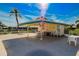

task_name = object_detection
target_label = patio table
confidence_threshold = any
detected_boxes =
[68,35,79,46]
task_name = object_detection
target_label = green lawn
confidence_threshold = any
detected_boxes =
[69,29,79,35]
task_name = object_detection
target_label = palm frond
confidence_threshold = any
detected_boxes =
[9,11,14,16]
[10,13,13,16]
[18,14,22,19]
[76,20,79,23]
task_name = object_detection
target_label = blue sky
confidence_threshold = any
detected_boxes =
[0,3,79,26]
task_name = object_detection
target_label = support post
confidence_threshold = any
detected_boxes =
[40,30,43,40]
[27,26,29,38]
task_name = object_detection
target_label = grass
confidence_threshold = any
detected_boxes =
[69,28,79,35]
[0,30,35,35]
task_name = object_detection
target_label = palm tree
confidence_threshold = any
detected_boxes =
[75,18,79,28]
[76,20,79,23]
[10,8,21,32]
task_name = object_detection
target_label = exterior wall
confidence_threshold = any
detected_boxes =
[26,23,39,26]
[60,25,64,35]
[46,23,57,32]
[56,24,64,35]
[25,23,58,32]
[26,23,39,32]
[22,23,65,35]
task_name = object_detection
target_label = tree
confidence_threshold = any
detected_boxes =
[0,21,2,30]
[0,21,6,28]
[10,8,21,32]
[75,20,79,28]
[0,21,7,32]
[76,20,79,23]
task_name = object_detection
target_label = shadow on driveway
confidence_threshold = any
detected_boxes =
[26,49,52,56]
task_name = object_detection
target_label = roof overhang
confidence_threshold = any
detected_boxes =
[19,20,71,26]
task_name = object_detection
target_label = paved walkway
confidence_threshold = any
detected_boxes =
[0,33,37,56]
[0,41,7,56]
[76,50,79,56]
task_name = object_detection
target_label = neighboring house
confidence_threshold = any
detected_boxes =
[0,21,7,33]
[71,24,77,28]
[19,20,70,36]
[0,22,6,30]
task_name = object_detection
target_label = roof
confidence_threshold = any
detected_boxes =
[19,20,71,26]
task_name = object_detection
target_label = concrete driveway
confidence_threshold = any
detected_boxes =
[0,33,79,56]
[2,38,79,56]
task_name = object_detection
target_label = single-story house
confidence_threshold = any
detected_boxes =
[19,20,70,36]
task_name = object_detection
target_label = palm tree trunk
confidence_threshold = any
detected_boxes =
[15,13,19,32]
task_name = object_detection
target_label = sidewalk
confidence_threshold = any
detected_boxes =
[0,41,7,56]
[76,50,79,56]
[0,33,38,40]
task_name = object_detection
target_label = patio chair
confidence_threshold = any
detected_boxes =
[68,35,77,46]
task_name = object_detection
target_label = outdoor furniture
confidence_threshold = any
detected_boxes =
[53,31,59,38]
[64,34,69,37]
[68,35,79,46]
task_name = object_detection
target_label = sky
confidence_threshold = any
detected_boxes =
[0,3,79,26]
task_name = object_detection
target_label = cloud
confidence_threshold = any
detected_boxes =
[64,16,78,24]
[27,3,32,6]
[25,14,37,18]
[22,9,40,16]
[46,14,65,23]
[46,13,79,24]
[36,3,50,16]
[19,15,31,23]
[36,3,49,10]
[50,15,57,20]
[0,11,10,17]
[53,19,65,23]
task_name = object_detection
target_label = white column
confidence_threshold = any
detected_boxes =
[40,30,43,40]
[27,26,29,38]
[40,24,43,40]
